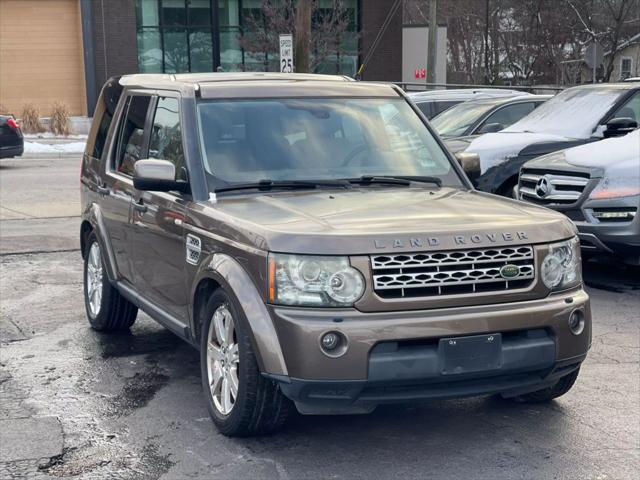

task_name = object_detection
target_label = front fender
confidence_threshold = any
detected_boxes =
[191,252,288,376]
[477,155,531,194]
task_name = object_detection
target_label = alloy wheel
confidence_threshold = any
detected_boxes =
[206,304,239,415]
[86,242,103,318]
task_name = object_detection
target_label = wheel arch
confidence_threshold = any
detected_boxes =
[80,220,93,258]
[82,204,119,283]
[190,253,288,377]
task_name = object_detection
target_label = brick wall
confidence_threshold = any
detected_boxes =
[91,0,138,95]
[360,0,402,82]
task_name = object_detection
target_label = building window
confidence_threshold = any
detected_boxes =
[136,0,215,73]
[620,57,632,80]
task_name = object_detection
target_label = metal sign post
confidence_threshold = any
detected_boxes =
[279,34,294,73]
[584,41,604,84]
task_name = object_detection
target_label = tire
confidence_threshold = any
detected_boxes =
[200,289,291,437]
[83,232,137,332]
[510,368,580,403]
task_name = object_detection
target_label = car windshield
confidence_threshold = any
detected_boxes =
[431,101,497,137]
[196,98,463,190]
[504,87,626,138]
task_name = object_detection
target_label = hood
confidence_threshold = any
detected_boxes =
[194,187,577,255]
[463,131,574,174]
[524,129,640,176]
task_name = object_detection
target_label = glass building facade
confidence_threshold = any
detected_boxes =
[135,0,359,76]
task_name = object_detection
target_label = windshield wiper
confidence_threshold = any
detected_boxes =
[345,175,442,187]
[214,179,351,193]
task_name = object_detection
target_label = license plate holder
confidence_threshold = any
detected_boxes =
[439,333,502,375]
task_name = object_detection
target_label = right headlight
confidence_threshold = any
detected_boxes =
[541,237,581,291]
[268,253,365,307]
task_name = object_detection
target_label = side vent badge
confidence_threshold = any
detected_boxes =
[186,234,201,265]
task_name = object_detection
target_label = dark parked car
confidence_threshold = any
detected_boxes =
[408,89,528,119]
[433,95,550,139]
[450,83,640,197]
[518,129,640,265]
[0,114,24,158]
[81,73,590,436]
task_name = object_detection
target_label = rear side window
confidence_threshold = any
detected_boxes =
[416,102,433,118]
[433,101,460,116]
[114,95,151,176]
[149,97,187,181]
[483,102,537,129]
[86,79,123,160]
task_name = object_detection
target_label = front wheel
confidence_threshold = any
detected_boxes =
[200,289,291,437]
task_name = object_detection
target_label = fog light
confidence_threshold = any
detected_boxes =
[569,310,585,335]
[319,331,348,357]
[321,332,340,350]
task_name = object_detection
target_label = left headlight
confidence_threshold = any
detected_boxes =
[268,253,365,307]
[541,237,581,291]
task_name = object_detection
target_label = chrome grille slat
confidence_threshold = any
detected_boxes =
[371,246,535,298]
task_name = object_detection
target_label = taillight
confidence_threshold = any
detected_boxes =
[7,118,20,130]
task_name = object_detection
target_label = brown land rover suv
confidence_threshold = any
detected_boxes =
[80,73,591,436]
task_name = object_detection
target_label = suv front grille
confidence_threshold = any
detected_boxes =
[519,168,590,205]
[371,246,535,299]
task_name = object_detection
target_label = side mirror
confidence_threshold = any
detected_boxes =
[603,117,637,138]
[455,152,481,182]
[133,159,189,193]
[477,122,504,134]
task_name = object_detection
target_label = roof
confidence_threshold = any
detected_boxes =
[116,72,399,98]
[119,72,353,87]
[463,94,552,106]
[567,82,640,91]
[407,88,530,102]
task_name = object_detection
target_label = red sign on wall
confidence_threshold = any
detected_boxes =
[414,68,426,79]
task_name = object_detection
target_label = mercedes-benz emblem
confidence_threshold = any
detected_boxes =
[535,177,550,198]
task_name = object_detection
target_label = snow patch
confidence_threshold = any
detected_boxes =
[504,87,625,139]
[564,129,640,168]
[23,141,86,154]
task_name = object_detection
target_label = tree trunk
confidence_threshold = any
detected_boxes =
[295,0,312,73]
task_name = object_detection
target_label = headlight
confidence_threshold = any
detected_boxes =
[589,175,640,200]
[541,237,581,291]
[268,253,365,307]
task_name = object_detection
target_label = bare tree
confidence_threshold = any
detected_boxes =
[239,0,357,73]
[405,0,638,85]
[566,0,640,81]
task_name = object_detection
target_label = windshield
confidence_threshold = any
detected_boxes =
[196,98,462,190]
[504,87,625,138]
[431,101,496,137]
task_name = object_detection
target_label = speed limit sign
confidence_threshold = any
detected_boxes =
[279,34,294,73]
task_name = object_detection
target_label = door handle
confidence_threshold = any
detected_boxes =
[96,184,110,195]
[133,201,148,214]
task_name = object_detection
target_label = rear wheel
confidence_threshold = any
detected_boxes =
[83,232,137,332]
[200,289,291,437]
[510,368,580,403]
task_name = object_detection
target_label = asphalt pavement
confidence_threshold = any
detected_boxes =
[1,156,639,480]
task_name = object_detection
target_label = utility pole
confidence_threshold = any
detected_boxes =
[426,0,438,84]
[295,0,311,73]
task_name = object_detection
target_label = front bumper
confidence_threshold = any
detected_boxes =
[575,195,640,264]
[267,288,590,409]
